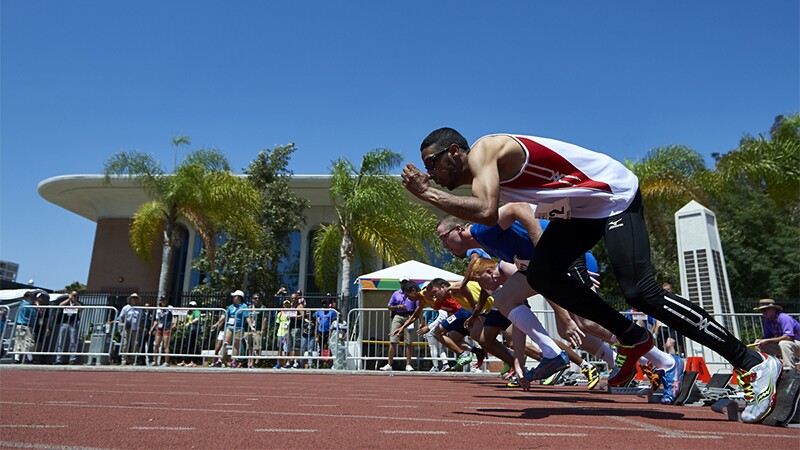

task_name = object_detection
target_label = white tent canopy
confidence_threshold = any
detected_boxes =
[356,260,462,291]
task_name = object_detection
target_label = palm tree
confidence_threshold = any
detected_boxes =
[312,149,439,313]
[714,114,800,210]
[104,145,260,299]
[623,145,715,286]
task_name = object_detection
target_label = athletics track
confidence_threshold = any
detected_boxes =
[0,366,797,449]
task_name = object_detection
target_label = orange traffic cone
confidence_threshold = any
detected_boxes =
[685,356,711,383]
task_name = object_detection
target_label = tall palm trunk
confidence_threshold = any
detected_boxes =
[157,222,182,300]
[338,231,353,315]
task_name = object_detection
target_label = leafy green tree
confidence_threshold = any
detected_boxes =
[712,114,800,301]
[621,145,716,290]
[714,114,800,210]
[104,144,260,299]
[312,149,439,313]
[192,144,308,297]
[64,281,87,293]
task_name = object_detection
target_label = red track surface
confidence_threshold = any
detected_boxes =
[1,366,797,449]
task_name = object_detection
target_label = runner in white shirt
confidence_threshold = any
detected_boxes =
[402,127,780,424]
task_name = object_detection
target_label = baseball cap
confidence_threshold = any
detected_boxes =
[231,290,245,297]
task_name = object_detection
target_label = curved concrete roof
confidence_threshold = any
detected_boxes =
[39,173,469,223]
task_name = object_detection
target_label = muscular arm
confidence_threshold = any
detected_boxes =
[500,202,543,246]
[404,136,523,226]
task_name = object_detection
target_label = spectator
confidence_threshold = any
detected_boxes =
[299,303,315,368]
[295,290,306,307]
[286,297,303,368]
[245,293,267,368]
[32,292,53,364]
[273,298,291,369]
[275,285,289,303]
[149,296,175,366]
[12,291,37,364]
[211,290,249,368]
[119,293,142,366]
[0,307,7,359]
[178,301,201,367]
[314,301,337,354]
[54,291,81,365]
[423,308,449,372]
[140,302,156,365]
[754,299,800,372]
[380,279,418,372]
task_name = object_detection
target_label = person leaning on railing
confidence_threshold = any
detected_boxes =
[12,291,37,364]
[54,291,82,365]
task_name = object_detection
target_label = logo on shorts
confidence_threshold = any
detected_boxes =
[608,219,624,230]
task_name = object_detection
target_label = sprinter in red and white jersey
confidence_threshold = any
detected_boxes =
[402,127,780,424]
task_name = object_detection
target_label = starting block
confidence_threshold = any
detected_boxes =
[711,398,741,421]
[762,370,800,427]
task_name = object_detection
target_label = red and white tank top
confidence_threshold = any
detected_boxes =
[477,134,639,219]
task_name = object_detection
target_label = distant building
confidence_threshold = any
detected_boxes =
[38,174,459,297]
[0,260,19,282]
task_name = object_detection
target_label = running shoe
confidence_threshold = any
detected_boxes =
[441,363,451,372]
[177,362,185,367]
[523,351,569,382]
[273,363,282,369]
[161,362,169,367]
[582,364,601,390]
[473,347,486,368]
[450,353,473,371]
[506,377,520,388]
[639,362,663,392]
[379,363,393,371]
[229,361,240,369]
[608,333,654,387]
[736,353,782,424]
[405,365,414,372]
[660,355,685,405]
[211,360,223,368]
[429,366,440,373]
[541,370,563,386]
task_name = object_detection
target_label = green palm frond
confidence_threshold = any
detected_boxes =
[312,224,344,293]
[129,200,167,262]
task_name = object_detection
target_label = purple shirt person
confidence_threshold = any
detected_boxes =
[388,289,417,318]
[762,310,800,340]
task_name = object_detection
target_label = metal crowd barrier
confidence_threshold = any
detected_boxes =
[0,305,10,357]
[227,307,342,369]
[346,308,508,371]
[7,305,119,364]
[117,306,226,366]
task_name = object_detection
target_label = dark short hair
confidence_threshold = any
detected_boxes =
[426,278,451,289]
[401,280,419,294]
[421,127,470,154]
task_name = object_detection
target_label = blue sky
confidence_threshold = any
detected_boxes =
[1,1,798,290]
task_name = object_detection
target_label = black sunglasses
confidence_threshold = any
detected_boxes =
[423,146,451,171]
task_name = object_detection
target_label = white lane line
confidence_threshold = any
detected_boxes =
[376,405,418,408]
[255,429,318,433]
[246,398,260,401]
[0,441,106,450]
[299,404,338,407]
[212,403,244,406]
[518,432,588,437]
[656,435,722,439]
[43,401,87,404]
[0,425,66,429]
[382,431,447,435]
[130,402,168,405]
[130,427,194,431]
[7,401,800,439]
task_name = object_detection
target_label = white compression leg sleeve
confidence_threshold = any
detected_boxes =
[507,305,562,359]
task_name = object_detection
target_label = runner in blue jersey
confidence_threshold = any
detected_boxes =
[443,202,683,398]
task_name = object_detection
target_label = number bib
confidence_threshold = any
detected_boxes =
[535,198,571,220]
